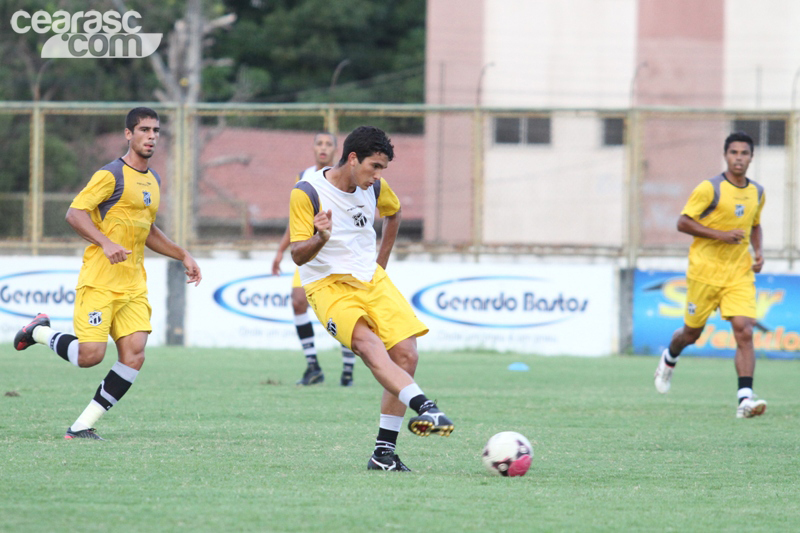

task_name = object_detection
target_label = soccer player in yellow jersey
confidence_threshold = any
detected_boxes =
[654,131,767,419]
[13,107,202,440]
[290,126,454,471]
[272,132,358,387]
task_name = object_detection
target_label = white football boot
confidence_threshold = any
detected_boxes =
[736,397,767,419]
[654,349,674,394]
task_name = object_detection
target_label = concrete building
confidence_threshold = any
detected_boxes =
[426,0,799,252]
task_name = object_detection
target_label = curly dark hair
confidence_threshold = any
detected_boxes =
[337,126,394,165]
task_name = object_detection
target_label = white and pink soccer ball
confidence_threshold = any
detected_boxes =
[481,431,533,477]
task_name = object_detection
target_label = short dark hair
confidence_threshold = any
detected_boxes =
[724,131,754,155]
[338,126,394,165]
[126,107,159,132]
[314,132,337,146]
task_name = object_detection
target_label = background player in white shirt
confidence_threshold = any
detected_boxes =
[289,126,454,471]
[272,133,357,386]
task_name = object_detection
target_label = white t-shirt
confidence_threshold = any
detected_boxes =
[289,168,400,286]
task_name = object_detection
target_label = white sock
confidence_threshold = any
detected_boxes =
[293,311,312,326]
[32,325,55,345]
[70,400,106,432]
[398,383,424,407]
[379,414,404,431]
[66,340,80,367]
[738,387,753,401]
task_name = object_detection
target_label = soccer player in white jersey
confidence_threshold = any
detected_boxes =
[289,126,454,471]
[272,133,357,386]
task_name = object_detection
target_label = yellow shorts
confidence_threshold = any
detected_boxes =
[74,286,152,343]
[684,278,756,328]
[292,268,302,289]
[305,269,428,350]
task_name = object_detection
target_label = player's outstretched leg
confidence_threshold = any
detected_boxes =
[14,312,82,366]
[408,402,454,437]
[400,385,454,437]
[13,313,50,351]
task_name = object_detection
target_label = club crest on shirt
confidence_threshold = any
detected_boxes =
[352,211,368,227]
[88,311,103,326]
[326,318,337,336]
[735,204,744,217]
[143,190,152,206]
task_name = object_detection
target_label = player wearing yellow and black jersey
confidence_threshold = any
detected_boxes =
[290,126,453,472]
[654,131,768,419]
[271,133,358,387]
[13,107,202,440]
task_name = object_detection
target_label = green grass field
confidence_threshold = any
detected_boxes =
[1,345,799,532]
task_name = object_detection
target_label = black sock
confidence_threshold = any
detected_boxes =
[296,320,318,367]
[50,332,78,362]
[738,376,754,390]
[92,364,137,411]
[375,427,398,455]
[409,394,435,415]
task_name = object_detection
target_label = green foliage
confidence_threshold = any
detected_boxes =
[214,0,425,104]
[0,0,426,235]
[1,347,799,531]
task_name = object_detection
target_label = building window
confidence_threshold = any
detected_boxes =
[767,120,786,146]
[731,119,785,147]
[602,117,625,146]
[526,117,551,144]
[494,116,551,145]
[495,117,521,144]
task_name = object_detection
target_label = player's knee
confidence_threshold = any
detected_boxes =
[120,351,145,371]
[77,344,105,368]
[682,327,703,345]
[390,344,419,372]
[733,322,754,343]
[292,295,308,314]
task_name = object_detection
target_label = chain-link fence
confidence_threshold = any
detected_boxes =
[1,102,797,266]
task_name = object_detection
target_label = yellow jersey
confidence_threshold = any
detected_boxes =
[681,173,764,287]
[70,158,161,293]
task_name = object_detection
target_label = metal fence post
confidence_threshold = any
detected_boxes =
[624,109,642,268]
[29,104,45,255]
[787,112,797,268]
[471,108,484,251]
[166,103,187,346]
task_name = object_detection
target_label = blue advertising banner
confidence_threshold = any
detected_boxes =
[633,270,800,359]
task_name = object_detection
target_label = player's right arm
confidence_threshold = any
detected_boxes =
[289,187,331,266]
[67,170,131,264]
[677,181,745,244]
[273,173,305,274]
[66,209,131,264]
[677,215,745,244]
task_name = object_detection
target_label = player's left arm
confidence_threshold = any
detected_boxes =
[751,189,765,273]
[145,224,202,286]
[375,178,402,269]
[751,224,763,272]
